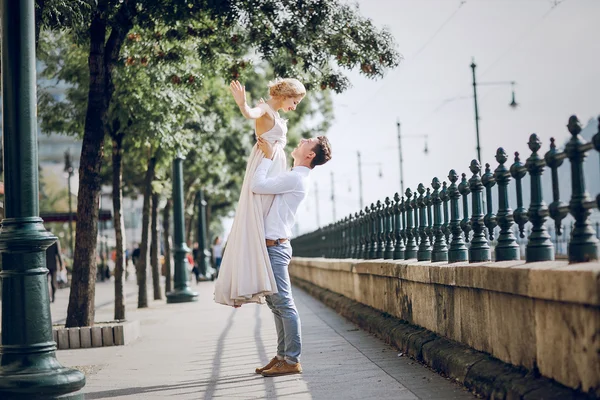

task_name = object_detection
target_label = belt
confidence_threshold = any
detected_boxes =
[266,238,288,247]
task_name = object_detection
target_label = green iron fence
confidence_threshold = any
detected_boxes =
[292,115,600,264]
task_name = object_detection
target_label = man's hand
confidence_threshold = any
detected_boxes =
[229,80,247,107]
[257,137,274,159]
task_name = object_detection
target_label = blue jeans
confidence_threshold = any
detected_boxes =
[265,242,302,364]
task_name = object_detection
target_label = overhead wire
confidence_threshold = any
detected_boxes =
[479,0,568,77]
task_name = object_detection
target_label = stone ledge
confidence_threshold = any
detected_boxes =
[293,257,600,306]
[52,320,140,350]
[292,277,598,400]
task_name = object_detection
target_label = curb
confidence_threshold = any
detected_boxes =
[292,277,597,400]
[52,320,140,350]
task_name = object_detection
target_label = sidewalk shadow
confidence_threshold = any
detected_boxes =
[202,309,235,399]
[254,304,277,397]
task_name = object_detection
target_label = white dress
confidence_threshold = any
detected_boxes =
[214,103,287,306]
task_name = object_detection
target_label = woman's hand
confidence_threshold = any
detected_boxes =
[257,137,274,159]
[229,80,247,107]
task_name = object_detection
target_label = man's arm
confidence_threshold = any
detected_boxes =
[251,159,299,195]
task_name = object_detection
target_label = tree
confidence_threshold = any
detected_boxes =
[38,0,401,327]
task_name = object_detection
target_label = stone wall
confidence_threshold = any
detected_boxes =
[290,257,600,395]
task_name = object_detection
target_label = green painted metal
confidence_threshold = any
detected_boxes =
[393,194,406,259]
[404,189,418,259]
[440,181,451,245]
[468,160,491,262]
[431,178,448,262]
[510,152,528,239]
[426,188,434,246]
[167,155,199,303]
[458,173,472,243]
[412,190,420,248]
[375,200,384,259]
[524,134,554,262]
[482,163,497,241]
[383,197,394,259]
[367,205,376,259]
[360,209,368,259]
[493,148,520,261]
[448,170,469,262]
[544,138,569,234]
[563,116,599,262]
[417,184,432,261]
[0,0,86,396]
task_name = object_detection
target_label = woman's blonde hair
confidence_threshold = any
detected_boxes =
[268,78,306,99]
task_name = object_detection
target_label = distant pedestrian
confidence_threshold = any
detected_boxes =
[46,239,64,303]
[212,236,223,278]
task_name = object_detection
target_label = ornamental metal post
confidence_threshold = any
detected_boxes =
[0,0,86,396]
[524,134,554,262]
[404,189,418,259]
[417,184,432,261]
[510,152,528,239]
[367,205,376,259]
[393,193,405,259]
[458,173,472,242]
[468,160,491,262]
[431,178,448,262]
[375,200,384,259]
[563,116,599,262]
[448,170,469,262]
[167,154,199,303]
[440,181,451,245]
[482,163,497,241]
[383,197,394,259]
[493,148,520,261]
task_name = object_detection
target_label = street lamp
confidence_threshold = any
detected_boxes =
[470,57,518,163]
[63,149,74,257]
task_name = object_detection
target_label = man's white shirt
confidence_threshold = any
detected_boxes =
[251,158,310,240]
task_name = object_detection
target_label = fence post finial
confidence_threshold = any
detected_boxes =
[431,177,448,262]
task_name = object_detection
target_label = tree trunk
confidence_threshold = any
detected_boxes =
[112,132,126,320]
[65,0,134,328]
[151,191,162,300]
[163,200,172,294]
[137,155,156,308]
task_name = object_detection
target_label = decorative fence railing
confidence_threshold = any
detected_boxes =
[293,116,600,264]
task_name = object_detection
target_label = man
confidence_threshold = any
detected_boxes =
[46,238,64,303]
[251,135,332,377]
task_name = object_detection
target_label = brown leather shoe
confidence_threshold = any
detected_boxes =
[255,357,280,374]
[261,360,302,377]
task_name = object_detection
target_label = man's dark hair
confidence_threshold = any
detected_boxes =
[310,136,332,168]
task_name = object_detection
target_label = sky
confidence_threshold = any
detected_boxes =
[289,0,600,236]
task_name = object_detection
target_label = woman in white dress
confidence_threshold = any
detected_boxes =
[214,78,306,307]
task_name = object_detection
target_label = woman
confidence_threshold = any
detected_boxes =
[214,78,306,307]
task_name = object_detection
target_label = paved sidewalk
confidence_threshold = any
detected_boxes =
[50,280,476,400]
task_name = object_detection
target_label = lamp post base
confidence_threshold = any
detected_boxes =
[0,362,85,400]
[166,288,199,304]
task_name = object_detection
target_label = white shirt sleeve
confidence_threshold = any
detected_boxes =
[251,159,299,195]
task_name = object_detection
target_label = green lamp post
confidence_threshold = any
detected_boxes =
[0,0,85,397]
[166,154,198,303]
